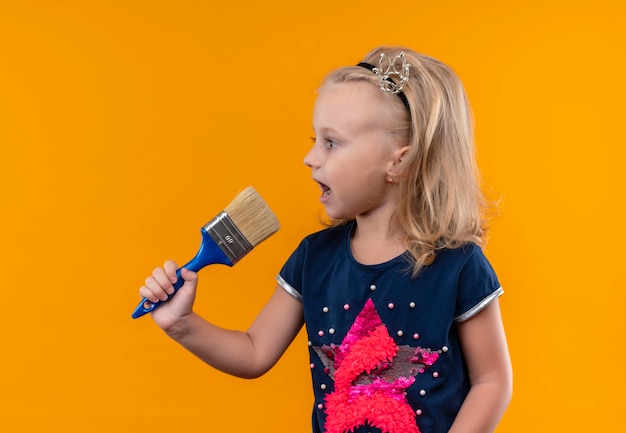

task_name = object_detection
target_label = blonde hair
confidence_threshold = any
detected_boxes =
[321,46,491,276]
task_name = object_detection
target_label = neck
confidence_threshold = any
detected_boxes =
[350,208,406,265]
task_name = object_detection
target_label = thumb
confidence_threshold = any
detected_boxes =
[179,267,198,287]
[180,268,198,284]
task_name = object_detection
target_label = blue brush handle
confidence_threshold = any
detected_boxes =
[131,228,233,319]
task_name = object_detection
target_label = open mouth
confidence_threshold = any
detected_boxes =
[317,181,332,197]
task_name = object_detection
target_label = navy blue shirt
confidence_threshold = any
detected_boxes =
[278,221,502,433]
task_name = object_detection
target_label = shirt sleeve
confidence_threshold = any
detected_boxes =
[453,246,503,323]
[275,238,308,302]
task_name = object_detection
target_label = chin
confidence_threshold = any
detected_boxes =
[321,208,342,221]
[324,209,355,221]
[322,202,359,221]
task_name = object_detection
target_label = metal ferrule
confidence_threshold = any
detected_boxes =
[203,211,253,264]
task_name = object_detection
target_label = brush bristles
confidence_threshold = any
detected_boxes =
[224,187,280,247]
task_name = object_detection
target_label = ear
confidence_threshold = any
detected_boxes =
[387,145,411,177]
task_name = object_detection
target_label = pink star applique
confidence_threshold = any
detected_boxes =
[313,299,440,433]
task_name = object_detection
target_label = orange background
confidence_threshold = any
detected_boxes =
[1,1,624,432]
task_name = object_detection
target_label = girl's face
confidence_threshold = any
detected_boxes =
[305,81,405,221]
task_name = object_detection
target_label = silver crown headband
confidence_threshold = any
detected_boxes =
[357,52,411,112]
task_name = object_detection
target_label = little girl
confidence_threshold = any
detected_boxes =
[140,46,512,433]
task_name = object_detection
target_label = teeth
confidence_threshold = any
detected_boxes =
[316,180,331,197]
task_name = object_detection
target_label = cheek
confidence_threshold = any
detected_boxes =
[334,165,386,193]
[326,146,388,185]
[352,154,388,179]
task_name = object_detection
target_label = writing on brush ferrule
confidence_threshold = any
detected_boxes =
[204,211,253,265]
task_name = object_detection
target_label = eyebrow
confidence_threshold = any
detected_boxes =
[313,126,343,137]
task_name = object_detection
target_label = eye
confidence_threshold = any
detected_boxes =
[310,136,338,149]
[325,139,338,149]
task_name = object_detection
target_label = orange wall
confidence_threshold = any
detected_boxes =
[1,1,624,432]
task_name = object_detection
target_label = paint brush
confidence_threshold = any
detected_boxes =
[131,186,280,319]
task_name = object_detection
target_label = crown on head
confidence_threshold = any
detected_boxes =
[372,52,410,94]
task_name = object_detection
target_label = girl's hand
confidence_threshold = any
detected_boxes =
[139,260,198,331]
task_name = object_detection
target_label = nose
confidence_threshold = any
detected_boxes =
[303,143,320,169]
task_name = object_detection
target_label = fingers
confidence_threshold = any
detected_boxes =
[138,261,198,305]
[164,260,178,284]
[139,261,178,303]
[162,261,197,285]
